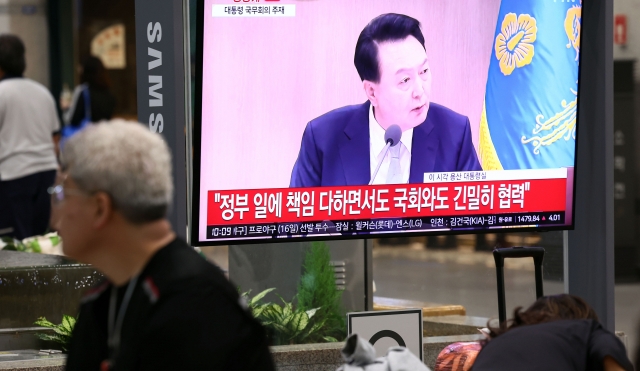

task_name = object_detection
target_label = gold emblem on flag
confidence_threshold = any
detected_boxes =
[564,3,582,61]
[495,13,537,76]
[521,90,577,155]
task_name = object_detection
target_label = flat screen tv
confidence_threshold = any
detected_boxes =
[191,0,583,245]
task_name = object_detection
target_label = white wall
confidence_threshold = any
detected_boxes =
[0,0,49,87]
[0,0,12,34]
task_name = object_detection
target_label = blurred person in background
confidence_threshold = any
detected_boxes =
[0,34,60,240]
[63,56,116,128]
[57,120,274,371]
[472,294,633,371]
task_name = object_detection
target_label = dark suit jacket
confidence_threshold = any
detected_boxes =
[290,101,482,187]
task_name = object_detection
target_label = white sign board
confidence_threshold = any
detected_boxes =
[347,309,423,361]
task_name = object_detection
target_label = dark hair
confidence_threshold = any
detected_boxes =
[0,34,26,76]
[81,56,110,89]
[487,294,599,339]
[354,13,425,83]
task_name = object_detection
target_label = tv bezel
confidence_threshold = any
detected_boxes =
[190,0,583,246]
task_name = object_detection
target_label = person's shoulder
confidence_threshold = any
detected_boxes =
[21,78,54,95]
[75,279,111,312]
[480,320,592,354]
[0,78,27,94]
[154,238,225,276]
[88,85,111,96]
[513,319,590,331]
[501,319,596,342]
[145,238,237,301]
[428,102,468,125]
[138,240,274,370]
[537,318,597,331]
[1,78,55,101]
[308,102,367,130]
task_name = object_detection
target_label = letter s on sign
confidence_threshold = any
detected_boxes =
[149,113,164,133]
[147,22,162,43]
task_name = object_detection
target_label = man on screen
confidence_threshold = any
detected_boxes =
[290,13,481,187]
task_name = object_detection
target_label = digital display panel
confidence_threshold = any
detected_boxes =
[192,0,582,245]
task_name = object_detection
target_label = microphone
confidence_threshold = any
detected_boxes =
[369,124,402,185]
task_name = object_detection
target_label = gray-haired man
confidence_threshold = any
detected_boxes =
[56,121,274,371]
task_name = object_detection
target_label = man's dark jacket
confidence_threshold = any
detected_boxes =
[65,238,275,371]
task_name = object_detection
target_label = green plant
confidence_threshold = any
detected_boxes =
[34,315,76,351]
[1,233,62,253]
[239,243,347,346]
[259,295,326,345]
[240,287,276,319]
[296,241,346,343]
[1,236,39,252]
[242,288,332,345]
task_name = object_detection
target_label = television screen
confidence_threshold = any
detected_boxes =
[192,0,582,245]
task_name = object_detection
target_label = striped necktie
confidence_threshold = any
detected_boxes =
[386,144,402,184]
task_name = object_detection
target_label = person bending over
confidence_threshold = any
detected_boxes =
[472,294,633,371]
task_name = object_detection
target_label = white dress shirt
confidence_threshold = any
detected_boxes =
[369,105,413,184]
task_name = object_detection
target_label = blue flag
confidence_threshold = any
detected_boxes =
[479,0,582,170]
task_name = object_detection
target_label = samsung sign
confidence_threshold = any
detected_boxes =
[147,21,164,133]
[135,0,187,239]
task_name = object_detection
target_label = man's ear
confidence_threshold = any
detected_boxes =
[93,192,114,229]
[363,80,378,107]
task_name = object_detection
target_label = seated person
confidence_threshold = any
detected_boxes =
[289,13,481,188]
[472,294,633,371]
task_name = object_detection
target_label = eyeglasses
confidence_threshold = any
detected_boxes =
[47,184,88,205]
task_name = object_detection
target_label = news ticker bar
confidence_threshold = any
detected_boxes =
[205,211,565,240]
